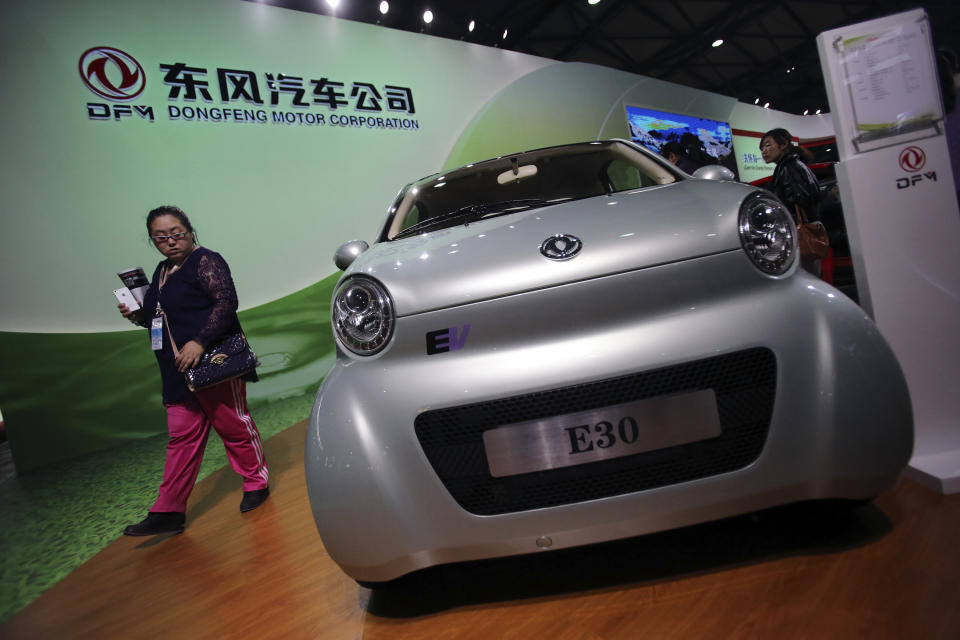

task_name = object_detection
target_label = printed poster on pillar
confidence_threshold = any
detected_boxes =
[78,46,422,132]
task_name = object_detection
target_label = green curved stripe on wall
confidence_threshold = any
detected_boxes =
[0,273,340,473]
[442,62,737,171]
[442,63,633,169]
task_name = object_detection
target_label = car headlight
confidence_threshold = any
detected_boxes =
[332,276,395,355]
[738,192,796,275]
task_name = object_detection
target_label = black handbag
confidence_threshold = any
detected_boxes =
[166,318,259,392]
[184,332,259,391]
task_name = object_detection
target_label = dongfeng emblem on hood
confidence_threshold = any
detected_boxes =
[540,234,582,261]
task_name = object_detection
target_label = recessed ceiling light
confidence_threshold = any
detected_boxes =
[502,28,508,39]
[379,1,389,15]
[468,20,475,32]
[712,39,724,47]
[423,9,433,24]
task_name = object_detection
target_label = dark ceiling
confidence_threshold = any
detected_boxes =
[249,0,960,116]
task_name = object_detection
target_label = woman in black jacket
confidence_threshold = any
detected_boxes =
[760,128,824,276]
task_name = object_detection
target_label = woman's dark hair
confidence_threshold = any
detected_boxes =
[937,48,957,114]
[146,205,194,235]
[660,141,684,157]
[760,128,792,148]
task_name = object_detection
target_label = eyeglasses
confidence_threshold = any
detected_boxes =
[151,231,191,243]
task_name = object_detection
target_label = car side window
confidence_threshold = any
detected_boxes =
[400,204,421,231]
[605,158,655,191]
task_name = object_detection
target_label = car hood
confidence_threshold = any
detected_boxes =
[346,179,758,317]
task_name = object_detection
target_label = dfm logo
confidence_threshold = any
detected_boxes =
[898,146,925,173]
[79,46,145,100]
[79,46,154,122]
[896,146,936,190]
[426,325,470,355]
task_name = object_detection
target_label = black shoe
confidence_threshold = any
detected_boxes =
[123,511,185,536]
[240,487,269,512]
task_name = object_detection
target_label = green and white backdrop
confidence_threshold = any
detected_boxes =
[0,0,829,473]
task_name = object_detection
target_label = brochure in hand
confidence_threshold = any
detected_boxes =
[117,267,149,304]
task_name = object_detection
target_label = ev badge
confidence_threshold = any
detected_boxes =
[540,234,582,260]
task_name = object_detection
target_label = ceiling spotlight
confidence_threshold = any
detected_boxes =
[325,0,340,9]
[502,28,508,39]
[468,19,475,32]
[423,9,433,24]
[754,98,759,104]
[712,39,724,48]
[816,109,822,114]
[379,1,389,15]
[588,0,602,5]
[763,102,770,109]
[803,109,809,115]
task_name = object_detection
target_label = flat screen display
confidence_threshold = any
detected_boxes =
[625,104,736,175]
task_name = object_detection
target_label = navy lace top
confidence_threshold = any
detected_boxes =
[141,246,253,403]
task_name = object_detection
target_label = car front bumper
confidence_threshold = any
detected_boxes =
[305,251,913,582]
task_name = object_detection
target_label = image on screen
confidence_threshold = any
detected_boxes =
[625,105,736,176]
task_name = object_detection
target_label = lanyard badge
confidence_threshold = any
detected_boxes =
[150,315,163,351]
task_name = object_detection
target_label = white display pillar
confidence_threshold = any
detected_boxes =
[818,9,960,494]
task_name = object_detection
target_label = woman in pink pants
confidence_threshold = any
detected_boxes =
[119,205,269,536]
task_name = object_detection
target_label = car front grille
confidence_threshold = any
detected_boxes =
[414,348,776,515]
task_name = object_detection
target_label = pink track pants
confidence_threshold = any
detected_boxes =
[151,378,269,513]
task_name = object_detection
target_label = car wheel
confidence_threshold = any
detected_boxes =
[356,579,391,590]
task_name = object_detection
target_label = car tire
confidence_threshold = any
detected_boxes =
[356,579,391,590]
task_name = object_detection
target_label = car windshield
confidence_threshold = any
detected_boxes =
[382,140,679,241]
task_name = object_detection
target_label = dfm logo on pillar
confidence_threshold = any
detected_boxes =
[426,325,471,355]
[896,146,936,190]
[79,46,155,122]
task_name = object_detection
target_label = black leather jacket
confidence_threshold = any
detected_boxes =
[770,149,821,223]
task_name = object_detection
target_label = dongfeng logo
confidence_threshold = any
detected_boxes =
[540,234,582,261]
[898,146,926,173]
[895,144,937,190]
[78,46,146,101]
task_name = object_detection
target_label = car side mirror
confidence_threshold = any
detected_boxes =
[334,240,369,270]
[692,165,736,181]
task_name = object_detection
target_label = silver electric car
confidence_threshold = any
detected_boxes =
[306,139,912,586]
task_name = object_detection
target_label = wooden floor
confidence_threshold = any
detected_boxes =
[4,420,959,639]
